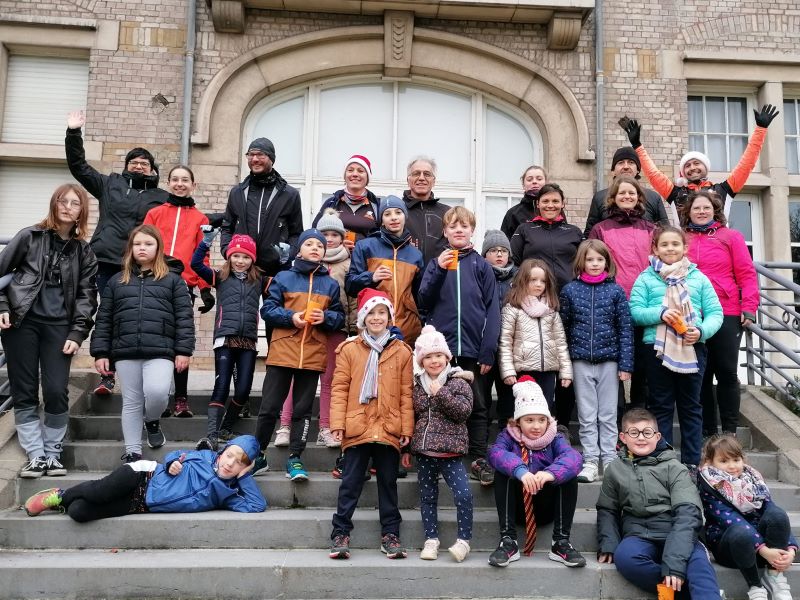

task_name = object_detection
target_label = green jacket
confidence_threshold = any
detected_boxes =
[596,443,703,580]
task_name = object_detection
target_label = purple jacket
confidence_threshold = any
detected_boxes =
[487,427,581,484]
[410,370,473,456]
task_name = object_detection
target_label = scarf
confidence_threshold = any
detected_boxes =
[579,272,608,284]
[323,244,349,265]
[419,364,454,396]
[521,295,552,318]
[166,193,195,207]
[343,190,369,205]
[607,204,644,222]
[250,169,278,188]
[449,243,474,259]
[380,227,412,248]
[358,330,392,404]
[700,464,770,514]
[650,255,699,373]
[491,264,515,280]
[506,419,558,451]
[685,219,717,233]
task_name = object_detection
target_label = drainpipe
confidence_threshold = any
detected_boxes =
[594,0,605,185]
[181,0,197,164]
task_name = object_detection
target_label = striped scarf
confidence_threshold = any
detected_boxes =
[358,330,391,404]
[650,256,699,373]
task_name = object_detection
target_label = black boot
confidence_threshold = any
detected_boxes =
[218,400,242,440]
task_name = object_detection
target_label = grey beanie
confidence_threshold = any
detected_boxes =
[481,229,512,257]
[316,210,346,236]
[247,137,276,163]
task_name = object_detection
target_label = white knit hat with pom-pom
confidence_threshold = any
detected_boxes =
[513,375,551,421]
[414,325,453,367]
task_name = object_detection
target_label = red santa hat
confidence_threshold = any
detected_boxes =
[345,154,372,183]
[356,288,394,330]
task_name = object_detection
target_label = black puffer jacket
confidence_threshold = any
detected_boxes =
[510,218,583,291]
[0,226,97,344]
[90,263,195,362]
[500,194,537,240]
[65,128,169,265]
[402,191,451,266]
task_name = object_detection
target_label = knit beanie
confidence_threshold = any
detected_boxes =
[414,324,453,367]
[297,228,327,249]
[247,137,276,163]
[345,154,372,183]
[678,151,711,179]
[611,146,641,173]
[378,195,408,221]
[481,229,512,257]
[356,288,395,329]
[316,210,346,237]
[513,375,551,421]
[226,234,257,261]
[125,148,158,173]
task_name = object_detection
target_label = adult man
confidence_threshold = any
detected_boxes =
[583,146,668,237]
[220,138,304,277]
[402,156,450,266]
[65,110,169,395]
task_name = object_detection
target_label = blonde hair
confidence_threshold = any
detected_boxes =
[506,259,559,310]
[37,183,90,240]
[443,206,476,229]
[119,224,169,284]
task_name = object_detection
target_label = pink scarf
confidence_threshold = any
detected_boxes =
[580,272,607,284]
[521,295,552,318]
[506,420,557,450]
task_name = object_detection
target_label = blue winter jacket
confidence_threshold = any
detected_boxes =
[418,249,500,365]
[559,277,634,373]
[145,435,267,513]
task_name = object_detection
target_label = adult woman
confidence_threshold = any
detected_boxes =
[682,190,758,436]
[0,184,98,478]
[312,155,380,249]
[500,165,548,240]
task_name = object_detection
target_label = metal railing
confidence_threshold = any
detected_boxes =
[743,262,800,409]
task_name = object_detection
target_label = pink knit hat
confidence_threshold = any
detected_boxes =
[414,324,453,367]
[226,234,257,261]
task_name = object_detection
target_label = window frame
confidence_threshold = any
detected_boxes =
[784,99,800,175]
[687,93,754,173]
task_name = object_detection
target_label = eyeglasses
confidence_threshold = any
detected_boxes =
[408,170,435,180]
[486,248,509,255]
[245,151,268,159]
[127,160,151,168]
[56,198,82,209]
[623,427,657,439]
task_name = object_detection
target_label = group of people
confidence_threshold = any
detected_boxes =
[1,106,796,599]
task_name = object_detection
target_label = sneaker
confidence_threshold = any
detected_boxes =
[397,466,408,479]
[45,456,67,477]
[238,403,250,419]
[285,457,308,481]
[577,461,598,483]
[317,428,340,448]
[173,397,193,418]
[120,452,142,463]
[196,437,217,451]
[329,534,350,559]
[24,488,62,516]
[217,428,235,442]
[557,424,572,445]
[747,586,768,600]
[19,457,48,479]
[488,536,520,567]
[548,539,587,568]
[470,458,495,486]
[448,539,471,563]
[380,533,407,559]
[420,538,440,560]
[161,406,172,418]
[252,453,270,475]
[145,420,166,449]
[274,426,290,447]
[331,455,344,479]
[761,570,792,600]
[93,374,114,395]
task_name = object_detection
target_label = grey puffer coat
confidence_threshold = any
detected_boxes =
[410,369,473,456]
[498,305,572,380]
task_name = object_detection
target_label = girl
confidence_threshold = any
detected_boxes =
[559,240,633,483]
[629,225,722,467]
[500,165,548,240]
[499,259,572,411]
[409,325,474,562]
[487,376,584,568]
[699,434,796,600]
[144,165,212,419]
[0,183,97,478]
[191,229,263,450]
[90,225,195,463]
[23,435,266,520]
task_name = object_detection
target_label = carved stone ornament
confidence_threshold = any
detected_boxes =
[384,11,413,77]
[547,13,582,50]
[211,0,245,34]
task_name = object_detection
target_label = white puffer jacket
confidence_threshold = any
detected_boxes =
[498,304,572,381]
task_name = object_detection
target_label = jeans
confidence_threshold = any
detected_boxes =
[417,454,473,540]
[116,359,175,455]
[254,366,318,456]
[701,315,743,436]
[572,360,619,465]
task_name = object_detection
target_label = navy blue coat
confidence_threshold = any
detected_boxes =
[559,277,634,373]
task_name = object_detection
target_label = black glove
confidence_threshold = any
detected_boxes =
[198,287,215,314]
[754,104,779,128]
[619,116,642,148]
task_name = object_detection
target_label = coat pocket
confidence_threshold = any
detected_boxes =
[382,406,401,437]
[345,407,368,438]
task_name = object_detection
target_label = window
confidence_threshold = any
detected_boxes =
[688,95,750,172]
[0,163,75,237]
[784,100,800,175]
[790,199,800,285]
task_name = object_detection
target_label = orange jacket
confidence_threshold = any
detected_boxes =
[144,201,210,289]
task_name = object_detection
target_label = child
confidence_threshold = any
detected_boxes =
[629,225,722,467]
[500,165,548,240]
[24,435,266,519]
[144,165,212,418]
[329,289,414,560]
[90,225,195,463]
[597,408,721,597]
[498,258,572,410]
[345,195,424,345]
[418,206,501,486]
[699,434,796,600]
[486,376,585,568]
[410,325,474,562]
[559,240,633,483]
[191,229,263,450]
[253,228,345,479]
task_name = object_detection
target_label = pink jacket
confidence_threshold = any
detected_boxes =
[685,224,759,318]
[588,214,656,298]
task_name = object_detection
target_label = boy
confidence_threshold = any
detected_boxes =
[329,289,414,560]
[597,408,721,597]
[418,207,501,486]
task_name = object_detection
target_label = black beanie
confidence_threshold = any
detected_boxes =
[125,148,158,173]
[247,137,276,163]
[611,146,641,173]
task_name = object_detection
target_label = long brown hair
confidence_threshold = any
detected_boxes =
[573,239,617,278]
[506,259,559,310]
[604,175,646,213]
[219,259,262,284]
[120,224,169,283]
[679,189,728,228]
[37,183,90,240]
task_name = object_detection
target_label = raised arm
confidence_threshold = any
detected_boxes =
[64,111,107,200]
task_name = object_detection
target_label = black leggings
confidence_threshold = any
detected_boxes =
[211,347,257,412]
[61,465,145,522]
[702,315,744,435]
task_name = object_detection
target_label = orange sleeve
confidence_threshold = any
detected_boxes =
[635,146,674,199]
[726,126,766,194]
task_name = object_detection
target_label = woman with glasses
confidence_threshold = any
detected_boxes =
[0,184,98,478]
